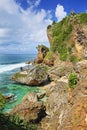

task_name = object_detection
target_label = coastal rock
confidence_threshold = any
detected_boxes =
[48,62,73,81]
[37,91,46,100]
[46,82,69,116]
[10,92,46,123]
[58,78,87,130]
[74,60,87,81]
[34,45,49,64]
[22,92,38,102]
[4,93,14,100]
[44,59,54,66]
[39,82,69,130]
[11,65,48,86]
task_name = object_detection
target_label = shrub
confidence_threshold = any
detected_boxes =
[68,46,72,53]
[47,25,51,29]
[70,55,78,62]
[44,51,54,60]
[36,45,49,52]
[68,73,78,88]
[79,13,87,24]
[0,114,38,130]
[0,93,6,110]
[52,21,56,25]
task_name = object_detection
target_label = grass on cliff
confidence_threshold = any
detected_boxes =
[68,72,78,88]
[47,12,87,61]
[78,13,87,24]
[49,16,73,61]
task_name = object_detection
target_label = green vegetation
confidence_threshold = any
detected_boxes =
[79,13,87,24]
[58,43,67,61]
[36,45,49,52]
[47,12,87,62]
[47,25,51,29]
[49,16,73,61]
[0,114,38,130]
[0,93,6,110]
[69,55,79,62]
[44,51,54,60]
[68,73,78,88]
[14,73,27,79]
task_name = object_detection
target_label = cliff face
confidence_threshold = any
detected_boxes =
[46,13,87,62]
[10,13,87,130]
[39,13,87,130]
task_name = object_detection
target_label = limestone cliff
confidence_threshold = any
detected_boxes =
[38,13,87,130]
[46,13,87,63]
[10,12,87,130]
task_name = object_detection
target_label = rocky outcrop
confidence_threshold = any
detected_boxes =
[48,61,73,81]
[74,60,87,81]
[34,45,49,64]
[73,25,87,59]
[10,92,46,123]
[11,65,48,86]
[39,74,87,130]
[39,82,69,130]
[58,78,87,130]
[10,13,87,130]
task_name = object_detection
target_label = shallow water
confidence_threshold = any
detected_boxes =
[0,54,38,113]
[3,84,38,113]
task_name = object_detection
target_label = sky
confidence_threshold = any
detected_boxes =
[0,0,87,54]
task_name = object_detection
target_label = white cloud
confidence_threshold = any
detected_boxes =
[55,4,67,21]
[35,0,41,7]
[0,0,52,53]
[0,28,10,38]
[27,0,41,9]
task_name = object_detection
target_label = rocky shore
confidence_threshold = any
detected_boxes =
[10,13,87,130]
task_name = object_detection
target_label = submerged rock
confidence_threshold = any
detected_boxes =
[11,65,48,86]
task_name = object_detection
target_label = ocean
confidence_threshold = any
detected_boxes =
[0,54,38,112]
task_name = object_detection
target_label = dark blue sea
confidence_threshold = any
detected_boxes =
[0,54,38,112]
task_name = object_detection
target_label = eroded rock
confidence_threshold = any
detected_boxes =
[10,92,46,123]
[11,65,48,86]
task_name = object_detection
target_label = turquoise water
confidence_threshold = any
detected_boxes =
[3,84,38,113]
[0,54,38,113]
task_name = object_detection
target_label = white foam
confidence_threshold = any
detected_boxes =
[0,63,26,73]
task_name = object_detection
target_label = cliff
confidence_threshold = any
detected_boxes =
[38,12,87,130]
[45,13,87,64]
[9,12,87,130]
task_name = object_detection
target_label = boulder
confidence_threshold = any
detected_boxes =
[11,65,48,86]
[10,92,46,123]
[22,92,38,102]
[37,91,46,99]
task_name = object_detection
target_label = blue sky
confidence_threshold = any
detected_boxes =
[0,0,87,54]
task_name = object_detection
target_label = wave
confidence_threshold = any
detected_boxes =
[0,62,29,73]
